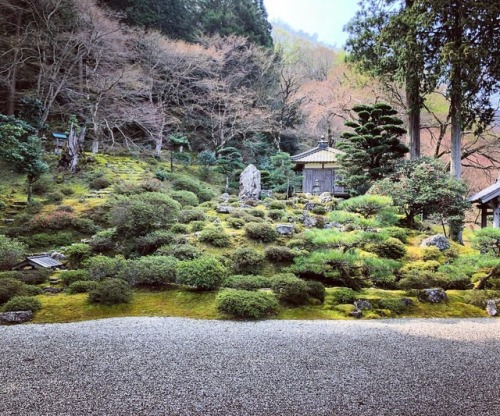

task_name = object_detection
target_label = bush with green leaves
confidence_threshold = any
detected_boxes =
[89,230,116,254]
[161,244,203,260]
[421,246,442,261]
[305,280,326,303]
[129,256,178,286]
[59,270,91,286]
[132,230,176,255]
[264,246,299,263]
[67,280,99,294]
[110,192,181,237]
[64,243,92,269]
[27,231,74,249]
[216,289,279,319]
[1,269,50,285]
[472,228,500,257]
[169,223,189,234]
[3,296,41,313]
[366,237,407,260]
[84,255,128,281]
[271,274,309,306]
[224,275,272,291]
[22,285,43,296]
[176,256,227,290]
[330,287,357,305]
[190,221,206,232]
[178,209,206,224]
[0,234,27,271]
[328,210,377,230]
[90,176,112,190]
[0,278,26,304]
[338,195,393,217]
[269,201,286,210]
[384,227,408,243]
[378,298,412,314]
[464,290,500,308]
[244,222,278,243]
[312,205,328,215]
[169,190,199,207]
[199,226,231,247]
[88,278,132,305]
[226,217,245,229]
[171,174,216,202]
[268,210,285,221]
[232,247,265,275]
[364,257,401,289]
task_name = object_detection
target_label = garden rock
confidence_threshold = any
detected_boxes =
[216,205,234,214]
[43,287,63,294]
[324,222,342,229]
[0,311,33,325]
[349,309,363,319]
[219,193,229,203]
[401,298,414,308]
[275,224,294,236]
[304,202,315,211]
[354,300,372,310]
[319,192,332,203]
[485,300,500,317]
[239,164,261,200]
[303,215,317,228]
[50,251,66,261]
[418,288,448,303]
[260,190,272,199]
[420,234,450,251]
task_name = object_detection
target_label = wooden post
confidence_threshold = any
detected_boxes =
[493,199,500,229]
[481,205,488,228]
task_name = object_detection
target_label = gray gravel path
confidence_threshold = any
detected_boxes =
[1,318,499,416]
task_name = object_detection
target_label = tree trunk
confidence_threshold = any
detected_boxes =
[65,125,86,173]
[7,14,22,116]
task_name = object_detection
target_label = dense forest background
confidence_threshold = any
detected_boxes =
[0,0,498,191]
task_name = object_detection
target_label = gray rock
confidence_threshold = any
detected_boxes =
[303,215,317,228]
[418,288,448,303]
[50,251,66,261]
[324,222,342,229]
[349,309,363,319]
[260,190,272,199]
[304,202,315,211]
[354,300,372,310]
[275,224,294,235]
[43,287,63,294]
[485,300,499,317]
[239,164,261,200]
[0,311,33,325]
[319,192,333,203]
[216,205,234,214]
[401,298,414,308]
[420,234,450,251]
[219,193,230,203]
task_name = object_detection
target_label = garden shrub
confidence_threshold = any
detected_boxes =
[140,178,166,193]
[22,285,43,296]
[232,247,265,275]
[89,229,117,254]
[268,210,285,221]
[384,227,408,243]
[169,244,203,260]
[305,280,326,303]
[46,191,64,204]
[271,274,309,306]
[0,235,27,271]
[364,257,401,289]
[224,275,272,290]
[249,209,266,219]
[28,232,74,248]
[169,190,199,207]
[90,176,112,190]
[171,174,216,202]
[110,193,181,237]
[64,243,92,269]
[84,255,128,281]
[190,221,206,232]
[169,223,189,234]
[472,228,500,257]
[3,296,42,313]
[226,217,245,229]
[60,187,75,196]
[338,195,393,217]
[133,230,176,255]
[59,270,91,286]
[199,226,231,247]
[244,222,278,243]
[269,201,286,210]
[67,280,99,294]
[72,218,99,235]
[178,209,206,224]
[422,246,442,262]
[216,290,279,319]
[129,256,178,286]
[312,205,328,215]
[378,298,412,314]
[16,269,51,285]
[329,210,377,230]
[464,290,500,308]
[155,170,169,182]
[330,287,357,305]
[264,245,299,263]
[397,269,467,290]
[88,279,132,305]
[30,211,76,231]
[0,278,26,304]
[176,255,227,290]
[32,175,53,195]
[366,237,407,260]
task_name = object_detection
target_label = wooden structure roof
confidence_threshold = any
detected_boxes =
[468,180,500,228]
[291,140,343,164]
[12,255,63,270]
[468,181,500,204]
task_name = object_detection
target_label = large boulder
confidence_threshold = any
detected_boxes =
[486,300,500,317]
[319,192,333,203]
[303,215,317,228]
[420,234,450,251]
[275,224,294,236]
[0,311,33,325]
[354,299,372,310]
[418,288,448,303]
[239,164,261,201]
[216,205,234,214]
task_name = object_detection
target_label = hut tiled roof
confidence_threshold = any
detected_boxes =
[12,255,63,270]
[291,140,344,164]
[468,181,500,204]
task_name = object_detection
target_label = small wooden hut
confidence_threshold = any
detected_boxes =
[291,139,347,196]
[12,255,63,271]
[52,132,68,154]
[468,180,500,228]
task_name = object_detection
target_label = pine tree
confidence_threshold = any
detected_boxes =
[337,103,408,195]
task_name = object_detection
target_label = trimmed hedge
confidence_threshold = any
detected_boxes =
[3,296,42,313]
[176,256,227,290]
[271,274,309,306]
[224,275,272,291]
[88,279,132,305]
[232,247,265,275]
[216,290,279,319]
[244,222,278,243]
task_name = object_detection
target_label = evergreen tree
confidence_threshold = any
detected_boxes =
[266,152,301,196]
[337,103,408,195]
[214,147,244,191]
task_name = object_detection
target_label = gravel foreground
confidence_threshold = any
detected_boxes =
[1,318,499,416]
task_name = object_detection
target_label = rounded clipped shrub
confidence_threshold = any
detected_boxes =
[133,230,176,255]
[88,279,132,305]
[0,278,26,305]
[84,255,128,281]
[22,285,43,296]
[330,287,357,305]
[171,175,216,202]
[3,296,42,313]
[271,274,309,306]
[216,289,279,319]
[176,256,227,290]
[264,246,298,263]
[90,176,112,190]
[312,205,328,215]
[0,235,27,271]
[232,247,265,275]
[224,275,272,291]
[169,190,199,207]
[249,209,266,219]
[378,298,412,314]
[199,227,231,247]
[269,201,286,210]
[338,195,393,217]
[190,221,206,232]
[244,222,278,243]
[178,209,206,224]
[67,280,99,294]
[89,230,117,254]
[15,269,50,285]
[384,227,408,244]
[226,217,245,229]
[129,256,178,286]
[422,246,442,261]
[169,244,203,260]
[169,223,189,234]
[268,210,285,221]
[59,270,91,286]
[367,237,407,260]
[306,280,326,303]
